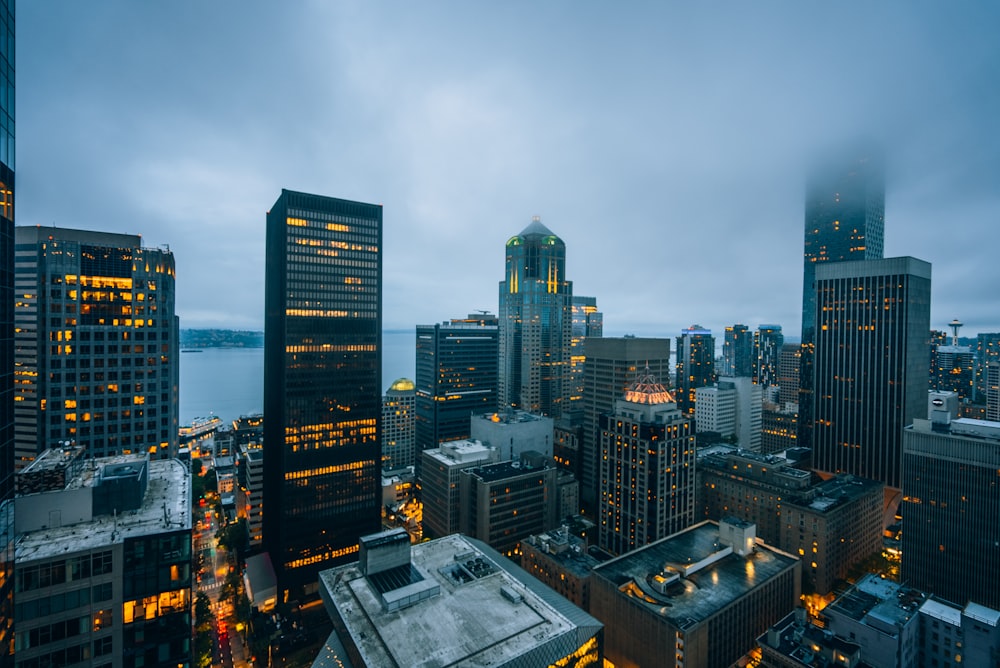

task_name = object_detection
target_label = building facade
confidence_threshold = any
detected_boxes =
[800,150,884,452]
[498,217,573,418]
[723,324,753,378]
[568,296,602,416]
[14,226,178,466]
[263,190,382,597]
[0,1,14,659]
[381,378,415,470]
[695,377,762,451]
[675,325,715,417]
[902,417,1000,609]
[580,337,672,511]
[812,257,931,489]
[469,409,554,460]
[598,369,695,556]
[754,324,785,389]
[414,314,498,451]
[14,451,192,668]
[419,439,498,540]
[591,519,800,668]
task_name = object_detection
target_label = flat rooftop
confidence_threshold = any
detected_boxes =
[826,574,925,633]
[16,458,191,563]
[593,520,798,629]
[319,533,601,667]
[465,460,550,483]
[522,529,599,579]
[785,474,882,514]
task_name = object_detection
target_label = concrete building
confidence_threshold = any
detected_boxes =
[755,324,785,389]
[414,315,498,450]
[520,527,601,611]
[14,450,192,668]
[459,453,560,559]
[419,439,498,540]
[757,609,869,668]
[902,416,1000,609]
[381,378,415,470]
[987,361,1000,422]
[698,445,882,594]
[598,368,695,555]
[591,518,800,668]
[695,376,762,451]
[580,337,671,511]
[236,439,264,551]
[917,597,1000,668]
[821,575,925,668]
[812,257,931,489]
[317,530,604,667]
[14,226,179,467]
[498,218,573,418]
[469,409,554,460]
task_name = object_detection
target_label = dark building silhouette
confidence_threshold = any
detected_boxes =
[675,325,715,417]
[753,324,784,388]
[264,190,382,598]
[722,324,753,378]
[14,227,178,465]
[800,150,884,450]
[812,257,930,489]
[498,217,572,417]
[903,416,1000,609]
[0,1,12,660]
[414,314,498,451]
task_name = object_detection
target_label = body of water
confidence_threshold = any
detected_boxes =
[179,330,416,426]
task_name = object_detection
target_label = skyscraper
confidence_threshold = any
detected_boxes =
[498,217,572,417]
[0,1,13,659]
[800,150,884,450]
[722,324,753,378]
[812,257,931,489]
[568,295,602,414]
[753,324,784,388]
[13,227,179,465]
[674,325,715,417]
[598,368,695,555]
[580,337,671,511]
[263,190,382,597]
[903,416,1000,609]
[414,314,498,451]
[381,378,415,470]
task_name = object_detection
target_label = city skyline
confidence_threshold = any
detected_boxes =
[15,3,1000,336]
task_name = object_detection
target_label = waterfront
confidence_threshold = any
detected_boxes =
[179,330,416,426]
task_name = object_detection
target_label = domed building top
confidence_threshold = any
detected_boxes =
[507,216,562,247]
[387,377,415,393]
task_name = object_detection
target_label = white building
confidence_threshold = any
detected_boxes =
[695,376,762,451]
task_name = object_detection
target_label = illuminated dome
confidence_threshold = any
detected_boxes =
[388,378,415,393]
[624,367,675,405]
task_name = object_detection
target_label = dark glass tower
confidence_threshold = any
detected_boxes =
[0,2,13,661]
[753,324,784,388]
[414,314,498,451]
[674,325,715,417]
[722,324,753,378]
[498,217,572,417]
[800,150,884,449]
[812,257,930,489]
[264,190,382,598]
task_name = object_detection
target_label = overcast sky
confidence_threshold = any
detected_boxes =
[15,2,1000,339]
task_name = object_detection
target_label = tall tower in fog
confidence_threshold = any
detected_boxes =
[498,217,573,418]
[264,190,382,598]
[800,150,884,448]
[812,257,930,489]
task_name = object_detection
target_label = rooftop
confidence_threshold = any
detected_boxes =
[474,410,548,426]
[522,529,601,579]
[465,459,552,483]
[319,533,601,667]
[825,574,925,634]
[592,520,798,629]
[16,458,191,563]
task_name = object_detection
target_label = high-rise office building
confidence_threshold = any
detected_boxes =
[800,150,884,451]
[580,337,671,511]
[0,1,14,660]
[902,417,1000,609]
[776,342,800,408]
[414,314,498,450]
[753,324,784,388]
[568,296,602,414]
[722,324,753,378]
[812,257,931,489]
[976,332,1000,401]
[695,377,762,451]
[598,368,695,555]
[498,217,572,417]
[675,325,715,417]
[14,226,178,466]
[381,378,415,470]
[930,320,975,401]
[263,190,382,597]
[987,362,1000,422]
